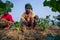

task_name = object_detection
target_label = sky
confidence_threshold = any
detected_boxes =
[2,0,60,21]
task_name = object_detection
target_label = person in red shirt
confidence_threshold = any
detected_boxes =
[1,12,14,22]
[0,12,14,28]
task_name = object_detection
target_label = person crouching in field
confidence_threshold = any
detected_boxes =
[20,3,35,31]
[0,11,14,29]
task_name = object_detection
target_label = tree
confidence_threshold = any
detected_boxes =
[43,0,60,12]
[0,0,14,15]
[43,0,60,26]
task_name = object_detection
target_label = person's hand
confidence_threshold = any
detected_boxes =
[1,18,9,27]
[1,18,7,22]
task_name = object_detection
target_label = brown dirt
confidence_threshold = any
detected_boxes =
[0,25,60,40]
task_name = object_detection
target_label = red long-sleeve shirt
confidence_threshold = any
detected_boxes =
[1,13,14,22]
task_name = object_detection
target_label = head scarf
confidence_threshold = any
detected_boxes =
[25,3,33,10]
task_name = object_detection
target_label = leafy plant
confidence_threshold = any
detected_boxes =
[57,22,60,26]
[57,15,60,21]
[45,34,54,40]
[36,18,49,30]
[36,15,53,30]
[0,20,3,26]
[45,34,60,40]
[53,15,60,26]
[14,21,22,30]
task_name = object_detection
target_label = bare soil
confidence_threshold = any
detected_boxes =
[0,25,60,40]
